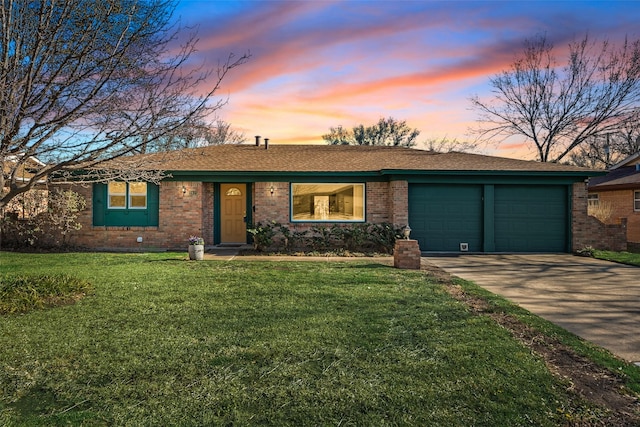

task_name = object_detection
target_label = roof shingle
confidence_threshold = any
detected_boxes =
[122,144,599,174]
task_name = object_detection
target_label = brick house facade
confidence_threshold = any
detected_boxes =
[588,153,640,250]
[64,144,601,253]
[69,179,407,250]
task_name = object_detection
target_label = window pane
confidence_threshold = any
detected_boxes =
[129,196,147,208]
[109,195,126,208]
[226,187,242,196]
[635,191,640,211]
[129,182,147,209]
[292,184,365,221]
[108,182,126,193]
[108,182,126,208]
[129,182,147,195]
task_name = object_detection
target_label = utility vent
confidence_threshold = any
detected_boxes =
[460,243,469,252]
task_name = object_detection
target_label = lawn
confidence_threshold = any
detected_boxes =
[594,250,640,266]
[0,252,610,425]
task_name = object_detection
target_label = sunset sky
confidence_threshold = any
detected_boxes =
[174,1,640,159]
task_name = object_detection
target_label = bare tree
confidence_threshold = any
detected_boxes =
[323,117,420,147]
[0,0,249,210]
[131,119,247,153]
[570,120,640,168]
[423,137,478,153]
[470,34,640,163]
[204,119,247,145]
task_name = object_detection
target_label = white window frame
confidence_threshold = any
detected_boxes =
[290,183,366,222]
[107,182,127,209]
[634,190,640,212]
[128,182,148,209]
[587,193,599,207]
[108,182,147,209]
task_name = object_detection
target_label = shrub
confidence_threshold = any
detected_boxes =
[588,200,614,223]
[1,189,86,249]
[576,246,596,257]
[247,222,404,254]
[247,222,277,251]
[0,274,93,315]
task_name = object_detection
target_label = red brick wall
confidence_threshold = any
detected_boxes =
[591,188,640,243]
[254,181,290,224]
[575,183,628,251]
[366,182,391,223]
[390,180,408,226]
[69,181,208,250]
[393,239,421,269]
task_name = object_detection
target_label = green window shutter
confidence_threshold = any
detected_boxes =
[147,184,159,226]
[93,183,106,226]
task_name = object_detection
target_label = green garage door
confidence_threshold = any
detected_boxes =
[408,184,483,252]
[494,185,567,252]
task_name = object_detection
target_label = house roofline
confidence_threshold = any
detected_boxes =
[610,153,640,170]
[589,183,640,192]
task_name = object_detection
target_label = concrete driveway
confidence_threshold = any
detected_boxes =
[424,254,640,364]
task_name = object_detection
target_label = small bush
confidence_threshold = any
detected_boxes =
[247,222,277,251]
[0,274,93,315]
[576,246,596,257]
[247,222,404,254]
[588,201,613,223]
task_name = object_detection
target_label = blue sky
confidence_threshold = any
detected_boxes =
[174,0,640,159]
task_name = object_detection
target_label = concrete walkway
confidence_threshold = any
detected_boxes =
[424,254,640,363]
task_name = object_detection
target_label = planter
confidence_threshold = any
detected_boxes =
[188,244,204,261]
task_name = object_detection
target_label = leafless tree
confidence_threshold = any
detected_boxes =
[422,137,478,153]
[204,119,247,145]
[569,119,640,168]
[470,34,640,163]
[131,119,247,153]
[0,0,249,210]
[323,117,420,147]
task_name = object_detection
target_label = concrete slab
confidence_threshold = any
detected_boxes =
[424,254,640,363]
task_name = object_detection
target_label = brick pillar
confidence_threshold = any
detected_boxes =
[394,239,421,269]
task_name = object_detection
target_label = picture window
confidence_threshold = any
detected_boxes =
[291,183,365,222]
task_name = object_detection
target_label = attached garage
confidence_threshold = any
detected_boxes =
[409,183,570,253]
[494,185,567,252]
[408,184,483,252]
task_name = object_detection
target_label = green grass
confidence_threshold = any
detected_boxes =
[594,250,640,267]
[0,252,615,425]
[0,274,92,315]
[449,276,640,395]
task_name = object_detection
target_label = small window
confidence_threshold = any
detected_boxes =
[587,193,599,207]
[108,182,147,209]
[129,182,147,209]
[108,182,126,208]
[291,183,365,222]
[226,187,242,196]
[635,191,640,212]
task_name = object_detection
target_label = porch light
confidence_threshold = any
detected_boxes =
[270,185,275,195]
[403,225,411,239]
[181,185,187,195]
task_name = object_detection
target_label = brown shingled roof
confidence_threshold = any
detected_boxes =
[116,144,599,174]
[589,166,640,190]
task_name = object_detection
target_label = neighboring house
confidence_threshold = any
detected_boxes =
[68,143,603,253]
[588,153,640,250]
[2,155,48,219]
